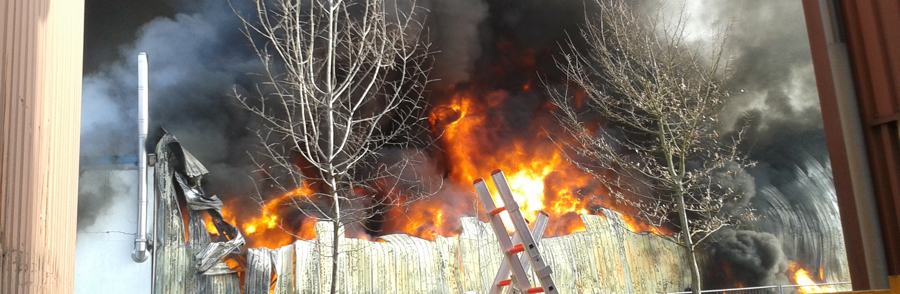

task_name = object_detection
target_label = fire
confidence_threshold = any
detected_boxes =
[790,262,837,293]
[210,86,671,245]
[202,213,219,235]
[380,87,670,239]
[621,214,670,235]
[215,183,319,248]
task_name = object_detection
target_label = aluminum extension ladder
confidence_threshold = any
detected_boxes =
[474,170,559,294]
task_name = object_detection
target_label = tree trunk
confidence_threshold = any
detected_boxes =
[328,174,341,294]
[688,247,701,294]
[676,188,701,294]
[330,219,340,294]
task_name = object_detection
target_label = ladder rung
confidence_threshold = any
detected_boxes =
[491,206,507,215]
[498,279,511,287]
[509,244,524,254]
[527,287,545,293]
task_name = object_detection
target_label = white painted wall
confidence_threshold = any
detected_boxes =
[75,169,154,294]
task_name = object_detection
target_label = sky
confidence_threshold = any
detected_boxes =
[77,0,847,287]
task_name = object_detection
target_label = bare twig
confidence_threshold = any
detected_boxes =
[547,1,754,293]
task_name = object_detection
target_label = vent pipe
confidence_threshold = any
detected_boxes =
[132,52,151,263]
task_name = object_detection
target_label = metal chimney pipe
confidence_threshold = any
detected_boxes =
[132,52,151,263]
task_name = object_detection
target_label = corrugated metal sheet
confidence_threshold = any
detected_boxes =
[157,137,690,293]
[153,134,190,294]
[233,212,689,294]
[295,240,321,293]
[154,134,242,294]
[272,244,295,294]
[246,248,273,294]
[0,0,84,293]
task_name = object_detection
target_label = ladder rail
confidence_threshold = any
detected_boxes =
[489,212,549,294]
[474,179,534,292]
[491,170,558,294]
[474,170,559,294]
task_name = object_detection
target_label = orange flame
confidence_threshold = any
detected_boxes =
[227,183,319,248]
[790,262,837,293]
[379,88,670,239]
[202,213,219,235]
[214,86,671,244]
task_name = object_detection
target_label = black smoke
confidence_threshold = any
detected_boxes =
[708,229,790,287]
[78,0,848,287]
[703,0,850,286]
[79,0,264,229]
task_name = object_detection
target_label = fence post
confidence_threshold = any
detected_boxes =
[778,284,783,294]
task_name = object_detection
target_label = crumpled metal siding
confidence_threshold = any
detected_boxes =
[272,244,295,294]
[246,248,273,294]
[153,133,242,294]
[161,200,691,294]
[153,134,189,294]
[155,136,690,293]
[235,211,690,294]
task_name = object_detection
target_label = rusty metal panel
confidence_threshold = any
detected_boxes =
[174,212,691,294]
[541,236,576,294]
[582,215,615,290]
[158,142,691,294]
[0,0,84,292]
[571,233,600,293]
[582,213,629,291]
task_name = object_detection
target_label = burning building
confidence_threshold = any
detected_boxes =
[73,0,860,293]
[150,132,693,293]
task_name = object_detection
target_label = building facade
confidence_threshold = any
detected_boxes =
[1,0,85,293]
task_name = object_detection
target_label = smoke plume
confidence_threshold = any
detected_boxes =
[79,0,264,229]
[79,0,849,286]
[708,229,790,287]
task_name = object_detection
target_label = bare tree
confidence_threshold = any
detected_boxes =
[233,0,437,293]
[547,1,753,293]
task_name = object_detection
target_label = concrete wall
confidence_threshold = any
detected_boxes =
[0,0,85,293]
